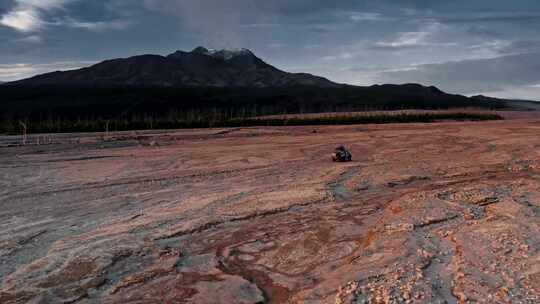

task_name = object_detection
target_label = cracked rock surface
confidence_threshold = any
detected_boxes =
[1,119,539,303]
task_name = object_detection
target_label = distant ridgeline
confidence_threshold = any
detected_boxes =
[0,47,507,133]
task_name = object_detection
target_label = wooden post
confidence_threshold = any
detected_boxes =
[18,121,27,146]
[105,120,110,140]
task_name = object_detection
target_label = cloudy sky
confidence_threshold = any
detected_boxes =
[1,0,540,99]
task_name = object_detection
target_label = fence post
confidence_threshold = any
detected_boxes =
[18,121,27,146]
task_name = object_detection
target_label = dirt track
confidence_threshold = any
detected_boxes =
[1,118,539,303]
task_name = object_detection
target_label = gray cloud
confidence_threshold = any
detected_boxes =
[438,13,540,24]
[0,60,94,81]
[377,52,540,94]
[367,22,457,50]
[0,0,71,32]
[61,18,133,32]
[499,40,540,55]
[465,25,503,38]
[138,0,377,47]
[0,0,133,33]
[1,0,540,99]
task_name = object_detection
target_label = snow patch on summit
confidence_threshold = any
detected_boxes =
[191,46,253,60]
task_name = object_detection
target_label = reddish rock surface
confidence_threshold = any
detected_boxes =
[1,117,539,303]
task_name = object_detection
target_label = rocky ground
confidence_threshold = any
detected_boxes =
[0,117,539,303]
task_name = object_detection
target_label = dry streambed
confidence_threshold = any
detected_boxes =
[0,120,539,303]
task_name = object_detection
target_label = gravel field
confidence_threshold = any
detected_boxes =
[1,116,539,303]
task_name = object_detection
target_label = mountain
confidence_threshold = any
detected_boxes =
[0,46,520,134]
[12,47,338,88]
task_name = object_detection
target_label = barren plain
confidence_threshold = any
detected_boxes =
[1,116,539,303]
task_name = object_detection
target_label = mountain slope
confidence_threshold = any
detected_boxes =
[13,47,338,88]
[0,46,518,134]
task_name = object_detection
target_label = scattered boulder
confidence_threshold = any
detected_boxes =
[332,145,352,162]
